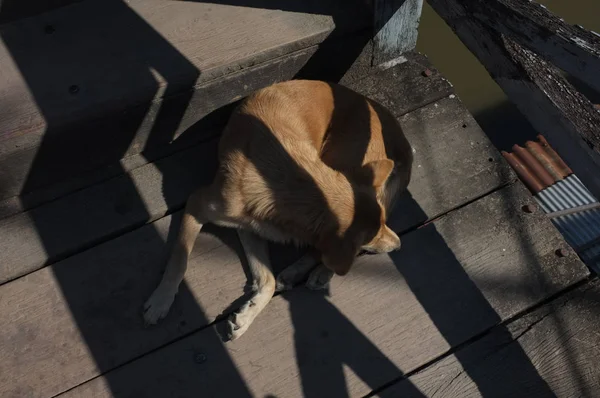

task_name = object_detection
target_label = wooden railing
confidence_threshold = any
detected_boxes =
[427,0,600,199]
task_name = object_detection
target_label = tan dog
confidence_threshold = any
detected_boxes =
[143,80,413,340]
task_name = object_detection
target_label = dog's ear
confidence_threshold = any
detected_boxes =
[361,159,394,188]
[320,238,359,276]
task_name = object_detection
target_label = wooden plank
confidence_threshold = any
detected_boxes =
[348,52,454,116]
[0,136,219,285]
[384,96,516,231]
[372,0,424,65]
[0,101,235,220]
[428,0,600,203]
[54,182,589,398]
[0,0,371,200]
[0,213,252,398]
[456,0,600,93]
[381,278,600,397]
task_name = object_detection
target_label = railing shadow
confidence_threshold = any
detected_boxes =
[386,190,557,396]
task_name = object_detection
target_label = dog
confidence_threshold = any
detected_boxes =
[143,80,413,340]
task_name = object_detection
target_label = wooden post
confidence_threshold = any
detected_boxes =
[372,0,424,66]
[428,0,600,200]
[450,0,600,94]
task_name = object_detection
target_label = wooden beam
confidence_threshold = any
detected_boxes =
[428,0,600,201]
[459,0,600,93]
[372,0,424,66]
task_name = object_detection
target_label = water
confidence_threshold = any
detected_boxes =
[416,0,600,151]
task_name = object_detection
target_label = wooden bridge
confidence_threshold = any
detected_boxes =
[0,0,599,396]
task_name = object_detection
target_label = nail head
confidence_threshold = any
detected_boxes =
[68,84,80,95]
[194,353,207,364]
[522,204,536,213]
[555,248,568,258]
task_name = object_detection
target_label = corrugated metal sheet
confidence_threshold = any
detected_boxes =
[503,135,600,274]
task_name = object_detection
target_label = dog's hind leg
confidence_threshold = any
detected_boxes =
[306,264,335,290]
[143,187,216,325]
[276,251,320,292]
[227,229,275,340]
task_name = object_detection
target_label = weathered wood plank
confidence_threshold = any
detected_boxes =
[428,0,600,203]
[0,214,251,398]
[457,0,600,93]
[384,96,515,231]
[0,136,219,285]
[0,0,370,200]
[381,278,600,397]
[53,183,589,398]
[372,0,424,65]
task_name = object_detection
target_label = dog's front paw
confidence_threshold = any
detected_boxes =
[143,288,176,326]
[275,273,295,292]
[226,302,255,341]
[306,265,334,290]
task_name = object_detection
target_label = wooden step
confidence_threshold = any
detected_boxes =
[0,0,371,203]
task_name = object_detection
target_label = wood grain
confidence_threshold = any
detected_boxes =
[382,278,600,397]
[51,183,588,398]
[373,0,424,65]
[457,0,600,93]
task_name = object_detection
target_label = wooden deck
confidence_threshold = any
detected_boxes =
[1,49,598,397]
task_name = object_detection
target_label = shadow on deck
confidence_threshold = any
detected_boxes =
[0,1,597,397]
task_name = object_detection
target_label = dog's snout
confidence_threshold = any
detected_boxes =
[361,225,401,254]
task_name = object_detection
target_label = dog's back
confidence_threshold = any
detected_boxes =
[218,80,412,224]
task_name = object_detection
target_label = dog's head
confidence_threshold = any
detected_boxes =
[319,159,400,276]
